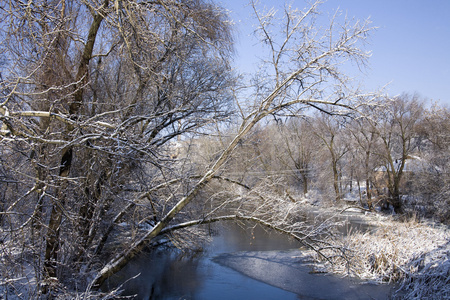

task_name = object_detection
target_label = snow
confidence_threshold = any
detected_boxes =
[311,214,450,298]
[395,241,450,299]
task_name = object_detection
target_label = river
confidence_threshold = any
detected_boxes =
[103,213,393,299]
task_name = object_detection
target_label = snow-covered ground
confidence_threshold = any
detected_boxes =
[310,210,449,299]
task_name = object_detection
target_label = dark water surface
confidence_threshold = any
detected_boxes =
[104,219,392,299]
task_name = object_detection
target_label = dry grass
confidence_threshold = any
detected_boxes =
[313,214,449,298]
[394,241,449,299]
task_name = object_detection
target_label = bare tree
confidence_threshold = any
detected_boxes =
[410,104,450,222]
[280,118,319,196]
[366,95,424,213]
[347,104,383,209]
[312,113,350,202]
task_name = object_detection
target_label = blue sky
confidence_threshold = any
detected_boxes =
[221,0,450,107]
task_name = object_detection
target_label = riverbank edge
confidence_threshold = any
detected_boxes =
[301,203,450,299]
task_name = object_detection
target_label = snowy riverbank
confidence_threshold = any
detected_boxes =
[308,206,449,299]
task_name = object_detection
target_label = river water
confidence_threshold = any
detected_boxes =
[104,215,393,299]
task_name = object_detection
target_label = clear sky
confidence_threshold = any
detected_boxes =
[221,0,450,107]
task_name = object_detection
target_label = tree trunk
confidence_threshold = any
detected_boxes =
[366,178,373,209]
[43,148,72,280]
[301,170,308,195]
[332,157,340,202]
[390,176,403,213]
[42,3,106,284]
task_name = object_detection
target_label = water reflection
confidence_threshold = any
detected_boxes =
[104,222,302,299]
[125,251,204,299]
[104,220,391,299]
